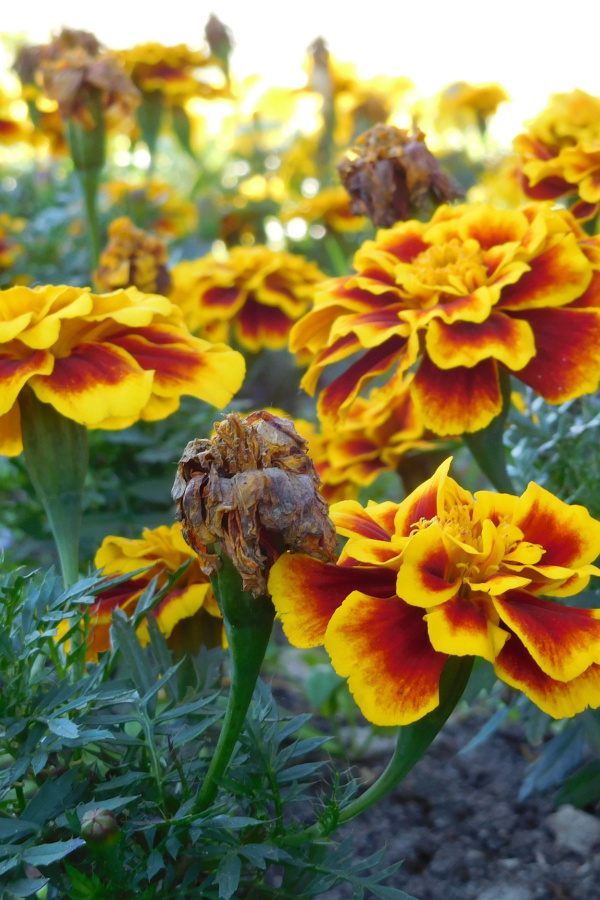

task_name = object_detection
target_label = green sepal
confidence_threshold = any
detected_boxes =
[19,386,89,587]
[194,548,275,812]
[462,367,516,493]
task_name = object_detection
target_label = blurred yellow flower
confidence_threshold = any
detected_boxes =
[117,42,227,104]
[436,81,509,132]
[281,185,367,234]
[513,89,600,220]
[467,155,527,209]
[170,245,326,352]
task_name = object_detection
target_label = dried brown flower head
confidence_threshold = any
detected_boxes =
[338,123,463,227]
[172,411,338,597]
[95,216,171,295]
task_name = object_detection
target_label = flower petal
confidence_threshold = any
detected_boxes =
[29,342,155,426]
[324,591,448,725]
[412,355,502,435]
[398,524,460,608]
[510,307,600,404]
[492,590,600,682]
[511,481,600,569]
[268,553,395,647]
[425,593,509,662]
[0,350,54,416]
[317,337,406,420]
[495,629,600,718]
[499,233,592,311]
[425,313,536,371]
[0,403,23,456]
[393,456,452,536]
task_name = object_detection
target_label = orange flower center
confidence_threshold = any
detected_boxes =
[409,238,488,299]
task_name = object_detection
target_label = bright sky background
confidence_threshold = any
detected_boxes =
[4,0,600,144]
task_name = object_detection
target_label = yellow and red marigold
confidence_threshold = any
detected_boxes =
[169,245,326,352]
[117,42,226,104]
[101,178,199,240]
[269,458,600,724]
[513,89,600,220]
[291,202,600,436]
[0,284,245,457]
[80,523,221,661]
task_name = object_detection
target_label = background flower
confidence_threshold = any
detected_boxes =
[292,203,600,436]
[169,245,326,352]
[94,216,171,295]
[513,89,600,220]
[269,458,600,724]
[0,284,245,456]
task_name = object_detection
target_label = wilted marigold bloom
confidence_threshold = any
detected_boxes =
[269,457,600,723]
[102,178,199,240]
[117,42,226,104]
[338,124,463,227]
[67,523,221,661]
[95,217,171,295]
[0,284,245,457]
[170,245,326,352]
[292,202,600,436]
[513,89,600,220]
[436,81,509,132]
[172,411,338,597]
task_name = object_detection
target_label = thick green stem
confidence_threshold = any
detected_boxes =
[137,90,164,170]
[77,167,102,271]
[462,368,516,493]
[19,386,89,587]
[194,549,275,813]
[281,655,473,846]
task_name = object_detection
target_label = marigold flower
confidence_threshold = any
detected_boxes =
[172,411,338,597]
[74,523,220,661]
[291,202,600,436]
[513,89,600,220]
[169,245,326,352]
[338,124,463,227]
[0,284,245,457]
[436,81,509,132]
[117,42,226,104]
[0,214,24,280]
[95,216,171,295]
[269,457,600,723]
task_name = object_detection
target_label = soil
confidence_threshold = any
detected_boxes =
[324,714,600,900]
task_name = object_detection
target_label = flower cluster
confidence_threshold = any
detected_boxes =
[170,245,326,351]
[291,202,600,436]
[269,458,600,723]
[0,284,244,456]
[513,89,600,220]
[117,42,226,104]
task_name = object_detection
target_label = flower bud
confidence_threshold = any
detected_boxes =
[172,411,338,597]
[80,808,119,846]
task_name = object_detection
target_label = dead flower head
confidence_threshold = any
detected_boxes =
[172,411,338,597]
[338,123,463,227]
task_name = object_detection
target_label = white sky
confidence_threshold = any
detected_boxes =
[4,0,600,141]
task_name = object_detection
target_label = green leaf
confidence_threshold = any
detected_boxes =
[47,718,79,739]
[555,759,600,809]
[23,838,85,867]
[0,819,39,841]
[5,877,49,897]
[215,852,241,900]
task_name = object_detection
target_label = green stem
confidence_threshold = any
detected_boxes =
[194,549,275,813]
[19,386,88,587]
[462,367,516,493]
[66,88,105,274]
[77,167,102,271]
[281,655,473,845]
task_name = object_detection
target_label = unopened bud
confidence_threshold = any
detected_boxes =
[81,808,119,846]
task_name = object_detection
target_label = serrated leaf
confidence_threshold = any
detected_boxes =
[0,819,39,841]
[519,722,586,800]
[216,852,241,900]
[23,838,85,866]
[146,850,165,882]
